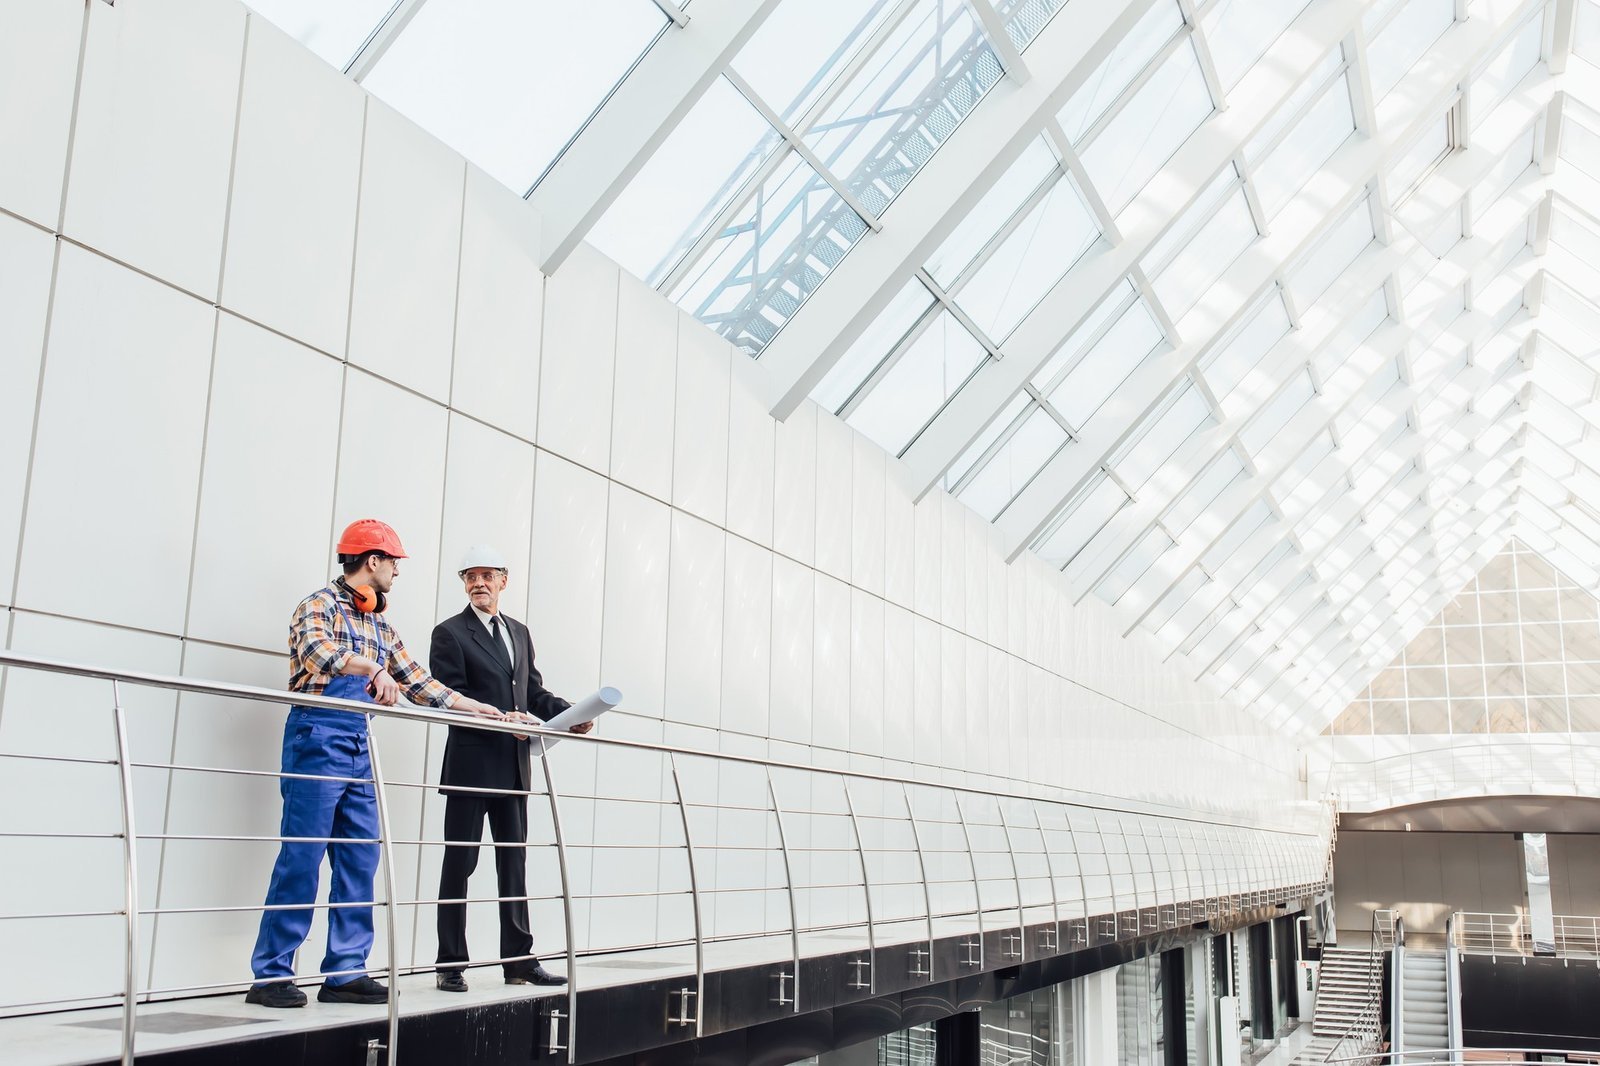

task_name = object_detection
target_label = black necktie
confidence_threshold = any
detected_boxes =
[490,616,512,670]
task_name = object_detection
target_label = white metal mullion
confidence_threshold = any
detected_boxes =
[1075,27,1195,151]
[1550,0,1579,74]
[345,0,431,81]
[1177,0,1229,112]
[1131,265,1182,347]
[650,0,691,28]
[656,141,795,296]
[963,0,1032,83]
[722,68,884,233]
[1239,160,1272,236]
[917,269,1005,358]
[940,167,1065,297]
[1044,120,1123,242]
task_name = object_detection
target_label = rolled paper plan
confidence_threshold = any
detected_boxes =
[535,686,622,753]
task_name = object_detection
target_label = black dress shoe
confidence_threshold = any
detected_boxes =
[436,969,468,993]
[245,982,307,1008]
[317,975,389,1004]
[506,963,566,986]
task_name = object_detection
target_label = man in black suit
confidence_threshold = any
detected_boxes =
[429,544,592,992]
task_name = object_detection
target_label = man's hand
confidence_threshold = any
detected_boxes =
[568,721,594,735]
[368,670,400,706]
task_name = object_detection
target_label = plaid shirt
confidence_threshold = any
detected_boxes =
[288,580,457,707]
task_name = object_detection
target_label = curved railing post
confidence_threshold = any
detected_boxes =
[1030,800,1060,953]
[995,799,1025,961]
[952,793,983,968]
[539,740,578,1062]
[901,783,935,977]
[364,719,402,1066]
[668,753,704,1034]
[766,769,801,1012]
[841,780,876,993]
[110,680,139,1066]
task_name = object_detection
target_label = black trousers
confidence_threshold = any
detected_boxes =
[435,792,534,972]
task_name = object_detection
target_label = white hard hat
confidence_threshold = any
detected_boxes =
[458,544,509,572]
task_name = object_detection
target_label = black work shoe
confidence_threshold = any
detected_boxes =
[436,969,468,993]
[317,975,389,1004]
[506,963,566,986]
[245,982,308,1008]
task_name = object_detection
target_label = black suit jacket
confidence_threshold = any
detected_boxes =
[430,606,570,795]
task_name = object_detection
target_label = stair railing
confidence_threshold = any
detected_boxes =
[1444,912,1462,1053]
[1390,913,1407,1059]
[1323,909,1397,1063]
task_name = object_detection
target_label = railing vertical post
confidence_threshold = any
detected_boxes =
[902,783,936,973]
[995,799,1025,960]
[1031,801,1061,939]
[538,740,579,1063]
[766,769,801,1013]
[364,720,402,1065]
[841,780,877,992]
[110,680,140,1066]
[668,753,704,1034]
[952,793,983,966]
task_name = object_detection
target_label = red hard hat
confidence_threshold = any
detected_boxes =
[336,518,408,559]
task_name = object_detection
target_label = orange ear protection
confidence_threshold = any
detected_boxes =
[348,584,387,613]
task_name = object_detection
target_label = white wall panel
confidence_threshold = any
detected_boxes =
[940,496,967,634]
[333,371,449,648]
[882,604,915,760]
[66,0,244,298]
[665,511,725,728]
[673,318,731,527]
[849,590,886,757]
[812,573,852,749]
[611,271,678,501]
[538,243,617,473]
[188,314,341,652]
[940,628,967,773]
[0,217,54,607]
[773,403,818,567]
[435,414,537,623]
[814,413,853,582]
[726,359,776,548]
[452,166,544,443]
[851,434,887,597]
[222,16,363,356]
[913,617,943,767]
[770,556,815,745]
[347,101,465,400]
[965,509,989,644]
[0,0,81,228]
[528,452,608,699]
[601,484,671,717]
[914,494,942,620]
[884,467,915,609]
[18,246,213,635]
[721,536,773,737]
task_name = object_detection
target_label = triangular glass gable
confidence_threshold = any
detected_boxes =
[1326,538,1600,736]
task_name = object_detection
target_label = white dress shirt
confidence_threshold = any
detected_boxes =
[469,604,515,668]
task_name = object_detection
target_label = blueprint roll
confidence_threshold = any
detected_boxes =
[535,686,621,753]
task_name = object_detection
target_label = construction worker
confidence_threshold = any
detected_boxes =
[246,519,507,1009]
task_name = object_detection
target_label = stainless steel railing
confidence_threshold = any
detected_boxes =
[1323,1050,1600,1065]
[1452,910,1600,959]
[0,648,1333,1066]
[1320,908,1397,1064]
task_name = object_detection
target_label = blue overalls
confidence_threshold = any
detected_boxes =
[250,592,384,985]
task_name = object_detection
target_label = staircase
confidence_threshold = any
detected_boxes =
[1397,949,1449,1060]
[1311,947,1383,1038]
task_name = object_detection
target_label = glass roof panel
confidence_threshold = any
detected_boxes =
[1250,72,1356,219]
[1201,0,1315,91]
[1149,180,1257,321]
[241,0,395,69]
[946,392,1033,490]
[1562,104,1600,181]
[1387,113,1451,203]
[1286,198,1375,311]
[1201,290,1292,405]
[954,174,1099,341]
[1080,39,1215,213]
[671,150,870,356]
[1056,1,1185,143]
[926,137,1059,288]
[1580,0,1600,65]
[996,0,1072,50]
[1474,125,1535,222]
[1035,473,1131,568]
[956,407,1070,520]
[589,76,783,287]
[1202,501,1275,575]
[731,0,900,125]
[1239,370,1316,458]
[1096,526,1176,604]
[1471,12,1544,130]
[363,0,667,192]
[1112,382,1213,491]
[803,0,1003,217]
[1032,280,1139,391]
[812,277,937,412]
[1168,451,1248,535]
[1366,0,1455,102]
[846,309,988,455]
[1044,295,1166,429]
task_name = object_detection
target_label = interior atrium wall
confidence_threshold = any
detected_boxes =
[0,0,1301,1007]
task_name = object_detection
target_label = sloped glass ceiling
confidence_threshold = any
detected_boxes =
[247,0,1600,737]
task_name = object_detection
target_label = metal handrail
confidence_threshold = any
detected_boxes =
[1452,909,1600,959]
[1324,1050,1600,1065]
[1321,908,1397,1064]
[0,648,1336,1065]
